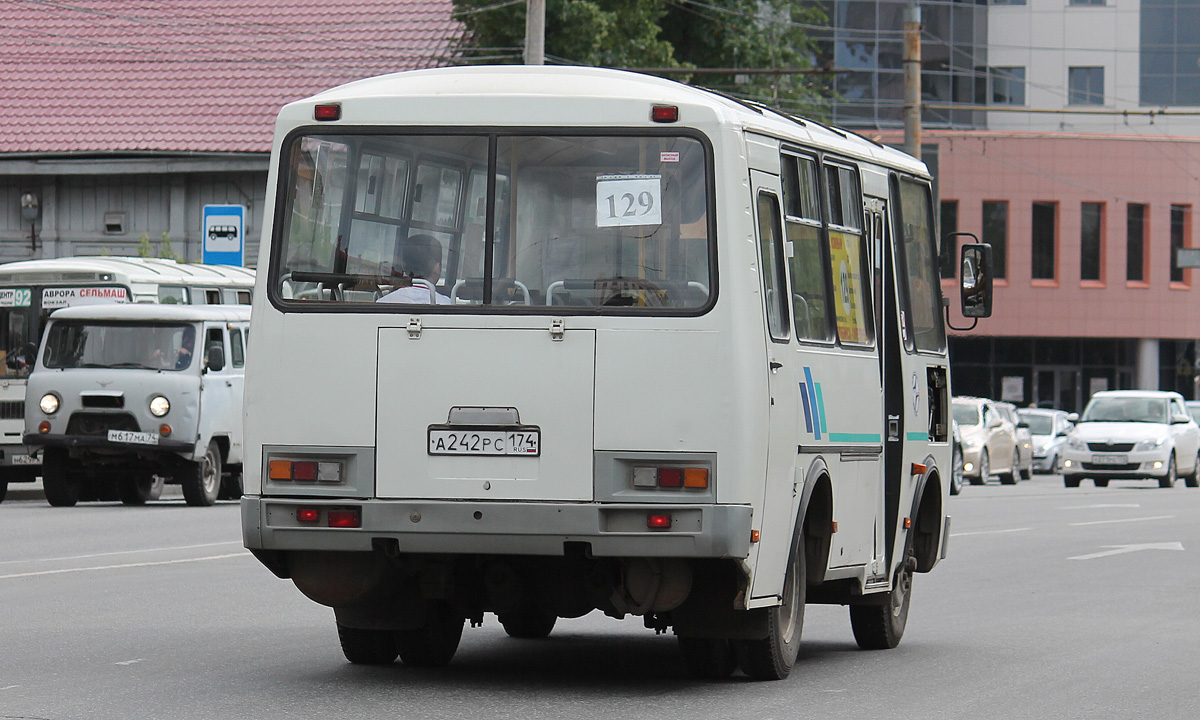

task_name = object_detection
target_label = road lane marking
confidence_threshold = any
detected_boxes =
[0,541,243,566]
[951,527,1032,537]
[115,659,144,666]
[1060,504,1141,510]
[0,552,247,580]
[1069,515,1174,527]
[1069,542,1184,560]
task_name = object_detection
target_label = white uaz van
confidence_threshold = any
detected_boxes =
[23,304,250,506]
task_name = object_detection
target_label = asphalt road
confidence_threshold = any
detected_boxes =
[1,473,1198,720]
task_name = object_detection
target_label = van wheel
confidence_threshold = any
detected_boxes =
[42,448,80,507]
[850,552,913,650]
[336,623,398,665]
[395,602,464,667]
[737,526,805,680]
[678,637,737,679]
[118,472,156,505]
[181,442,221,506]
[498,604,557,639]
[999,450,1019,484]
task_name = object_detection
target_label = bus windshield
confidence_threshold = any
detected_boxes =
[43,322,196,371]
[0,305,37,379]
[275,132,713,310]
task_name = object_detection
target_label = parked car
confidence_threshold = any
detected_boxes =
[1061,390,1200,488]
[995,402,1034,480]
[951,396,1021,485]
[1018,408,1073,474]
[950,419,964,495]
[23,303,250,506]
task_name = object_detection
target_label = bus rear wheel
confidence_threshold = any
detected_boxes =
[678,637,737,679]
[336,623,398,665]
[42,448,80,507]
[849,553,913,650]
[737,530,805,680]
[498,603,557,639]
[395,602,464,667]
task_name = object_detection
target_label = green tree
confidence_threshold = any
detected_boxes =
[451,0,830,116]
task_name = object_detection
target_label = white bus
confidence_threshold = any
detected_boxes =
[241,66,992,680]
[0,256,254,501]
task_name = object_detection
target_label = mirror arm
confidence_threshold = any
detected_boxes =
[944,296,979,332]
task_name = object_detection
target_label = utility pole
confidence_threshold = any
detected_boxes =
[524,0,545,65]
[903,2,921,159]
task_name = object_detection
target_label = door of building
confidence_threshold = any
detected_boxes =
[1034,367,1080,412]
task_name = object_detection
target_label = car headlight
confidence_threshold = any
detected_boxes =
[39,393,59,415]
[1135,437,1167,451]
[149,395,170,417]
[1067,437,1086,450]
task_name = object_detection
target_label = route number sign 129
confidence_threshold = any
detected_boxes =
[596,174,662,227]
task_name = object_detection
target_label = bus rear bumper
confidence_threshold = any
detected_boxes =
[241,496,753,561]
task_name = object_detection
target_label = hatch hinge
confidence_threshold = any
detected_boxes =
[407,316,422,339]
[549,317,565,341]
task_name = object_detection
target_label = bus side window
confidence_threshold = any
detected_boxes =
[755,192,790,342]
[230,328,245,368]
[825,163,874,346]
[205,289,221,305]
[782,154,833,342]
[159,286,188,304]
[236,290,251,305]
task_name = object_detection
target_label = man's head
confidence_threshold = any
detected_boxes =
[400,234,444,281]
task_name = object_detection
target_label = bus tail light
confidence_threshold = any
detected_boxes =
[328,509,361,528]
[633,466,709,490]
[296,508,320,523]
[647,513,672,529]
[268,457,344,484]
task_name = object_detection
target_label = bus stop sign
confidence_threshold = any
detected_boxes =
[203,204,245,266]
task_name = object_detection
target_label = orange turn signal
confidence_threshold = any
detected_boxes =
[683,468,709,488]
[268,460,292,480]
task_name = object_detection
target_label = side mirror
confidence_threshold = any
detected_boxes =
[1172,414,1191,425]
[205,345,225,373]
[960,243,993,319]
[988,416,1002,429]
[1067,413,1080,423]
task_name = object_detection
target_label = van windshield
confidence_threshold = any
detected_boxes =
[43,322,196,371]
[274,132,713,312]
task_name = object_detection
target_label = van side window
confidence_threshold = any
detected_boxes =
[230,328,245,368]
[205,327,225,369]
[204,289,222,305]
[781,154,833,342]
[755,192,790,342]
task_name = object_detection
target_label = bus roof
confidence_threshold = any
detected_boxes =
[0,257,255,285]
[290,65,926,177]
[48,303,251,323]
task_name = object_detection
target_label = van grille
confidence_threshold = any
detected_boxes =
[66,412,139,436]
[82,395,124,409]
[0,401,23,420]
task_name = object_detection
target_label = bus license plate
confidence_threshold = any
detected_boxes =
[428,430,540,456]
[10,453,37,465]
[107,429,159,446]
[1091,453,1127,465]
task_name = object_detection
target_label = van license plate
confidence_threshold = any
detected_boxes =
[428,430,540,456]
[1091,454,1127,465]
[10,453,37,465]
[107,429,159,446]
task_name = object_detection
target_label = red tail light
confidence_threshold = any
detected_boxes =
[657,468,684,487]
[296,508,320,523]
[314,103,341,121]
[651,105,679,123]
[647,513,672,529]
[328,509,361,528]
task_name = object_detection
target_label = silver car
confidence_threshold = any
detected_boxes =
[1018,408,1073,474]
[995,402,1034,480]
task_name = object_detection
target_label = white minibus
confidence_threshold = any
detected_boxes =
[241,66,991,680]
[0,256,254,501]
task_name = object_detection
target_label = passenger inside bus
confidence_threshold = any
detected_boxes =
[378,234,452,305]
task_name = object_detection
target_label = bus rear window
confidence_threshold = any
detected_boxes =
[274,133,712,312]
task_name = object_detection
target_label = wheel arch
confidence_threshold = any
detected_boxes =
[798,458,833,587]
[909,456,944,573]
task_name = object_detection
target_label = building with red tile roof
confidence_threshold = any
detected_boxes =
[0,0,461,264]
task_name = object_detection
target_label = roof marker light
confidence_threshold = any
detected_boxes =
[651,105,679,123]
[314,103,341,121]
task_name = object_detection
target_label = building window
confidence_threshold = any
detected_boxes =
[990,67,1026,105]
[1069,0,1105,5]
[1171,204,1190,283]
[983,201,1008,280]
[1141,0,1200,105]
[1069,66,1105,104]
[940,200,959,279]
[1127,203,1147,282]
[992,0,1027,5]
[1081,202,1104,282]
[1032,202,1058,280]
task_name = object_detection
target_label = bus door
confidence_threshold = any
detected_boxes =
[749,170,801,601]
[884,175,950,574]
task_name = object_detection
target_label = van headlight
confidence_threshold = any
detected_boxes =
[39,393,59,415]
[149,395,170,417]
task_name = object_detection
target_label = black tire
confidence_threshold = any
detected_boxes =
[969,450,989,485]
[148,475,164,501]
[336,623,398,665]
[999,449,1019,485]
[1094,479,1109,488]
[0,480,7,504]
[181,441,221,506]
[678,637,738,679]
[737,526,805,680]
[118,472,156,505]
[1159,455,1177,489]
[42,448,80,507]
[1019,458,1032,481]
[1064,475,1082,488]
[395,602,464,667]
[950,443,964,495]
[1186,452,1200,488]
[498,604,557,639]
[850,553,913,650]
[217,471,243,501]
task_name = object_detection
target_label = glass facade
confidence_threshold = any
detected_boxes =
[1141,0,1200,106]
[803,0,988,129]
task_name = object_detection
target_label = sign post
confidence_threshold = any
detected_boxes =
[202,204,245,266]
